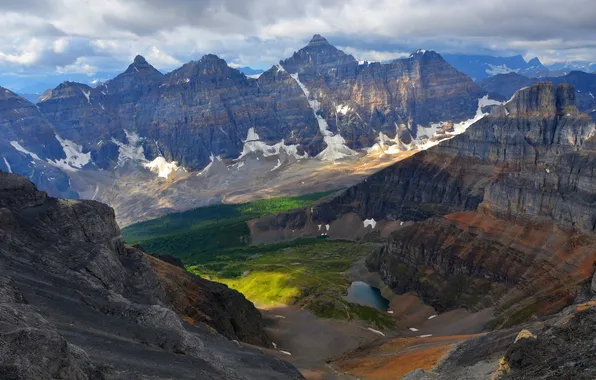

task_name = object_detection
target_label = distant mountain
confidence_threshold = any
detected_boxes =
[478,71,596,120]
[443,53,551,81]
[0,71,120,95]
[478,72,538,99]
[236,66,265,77]
[548,61,596,74]
[17,93,43,103]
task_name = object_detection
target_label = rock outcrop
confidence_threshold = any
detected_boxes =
[0,171,302,379]
[146,253,272,347]
[479,71,596,120]
[253,83,596,326]
[401,300,596,379]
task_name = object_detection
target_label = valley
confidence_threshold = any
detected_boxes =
[122,193,397,328]
[122,191,496,378]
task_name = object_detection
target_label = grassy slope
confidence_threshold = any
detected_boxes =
[122,192,394,328]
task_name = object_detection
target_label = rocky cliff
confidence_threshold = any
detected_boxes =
[280,36,485,145]
[480,71,596,120]
[253,83,596,327]
[0,171,302,379]
[0,87,77,199]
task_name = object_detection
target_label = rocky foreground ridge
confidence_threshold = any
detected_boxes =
[0,171,302,379]
[252,82,596,329]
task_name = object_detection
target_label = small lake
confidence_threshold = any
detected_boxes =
[343,281,390,311]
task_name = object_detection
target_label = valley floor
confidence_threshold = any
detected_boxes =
[121,189,497,379]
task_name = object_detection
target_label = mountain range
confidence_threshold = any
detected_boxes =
[0,35,490,210]
[443,53,596,81]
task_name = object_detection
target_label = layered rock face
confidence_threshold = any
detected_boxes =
[0,171,302,380]
[254,83,596,326]
[479,70,596,120]
[280,36,485,145]
[0,87,76,199]
[36,54,321,171]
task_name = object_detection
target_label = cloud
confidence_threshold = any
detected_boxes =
[0,0,596,80]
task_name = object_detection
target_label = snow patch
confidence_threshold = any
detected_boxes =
[485,64,520,76]
[325,224,330,231]
[418,334,433,338]
[410,95,503,151]
[238,128,307,160]
[409,328,419,332]
[286,69,357,161]
[81,89,91,104]
[366,131,402,156]
[49,135,91,171]
[280,350,292,356]
[2,157,12,173]
[271,158,282,171]
[363,218,377,229]
[143,157,180,179]
[111,129,146,166]
[10,141,41,160]
[198,154,218,176]
[590,92,594,99]
[336,104,350,115]
[317,134,358,161]
[367,328,385,336]
[428,315,437,320]
[247,73,262,79]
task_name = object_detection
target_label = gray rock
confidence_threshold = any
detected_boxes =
[403,369,438,380]
[0,171,303,379]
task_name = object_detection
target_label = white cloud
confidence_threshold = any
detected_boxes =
[0,0,596,77]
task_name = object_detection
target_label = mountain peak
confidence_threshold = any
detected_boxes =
[308,34,330,47]
[199,54,226,64]
[133,55,148,65]
[408,49,441,60]
[527,57,543,67]
[122,55,162,78]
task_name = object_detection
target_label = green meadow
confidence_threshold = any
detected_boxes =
[122,192,394,328]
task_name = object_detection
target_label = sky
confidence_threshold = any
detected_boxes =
[1,0,596,78]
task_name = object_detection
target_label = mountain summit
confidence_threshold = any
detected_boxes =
[307,33,331,47]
